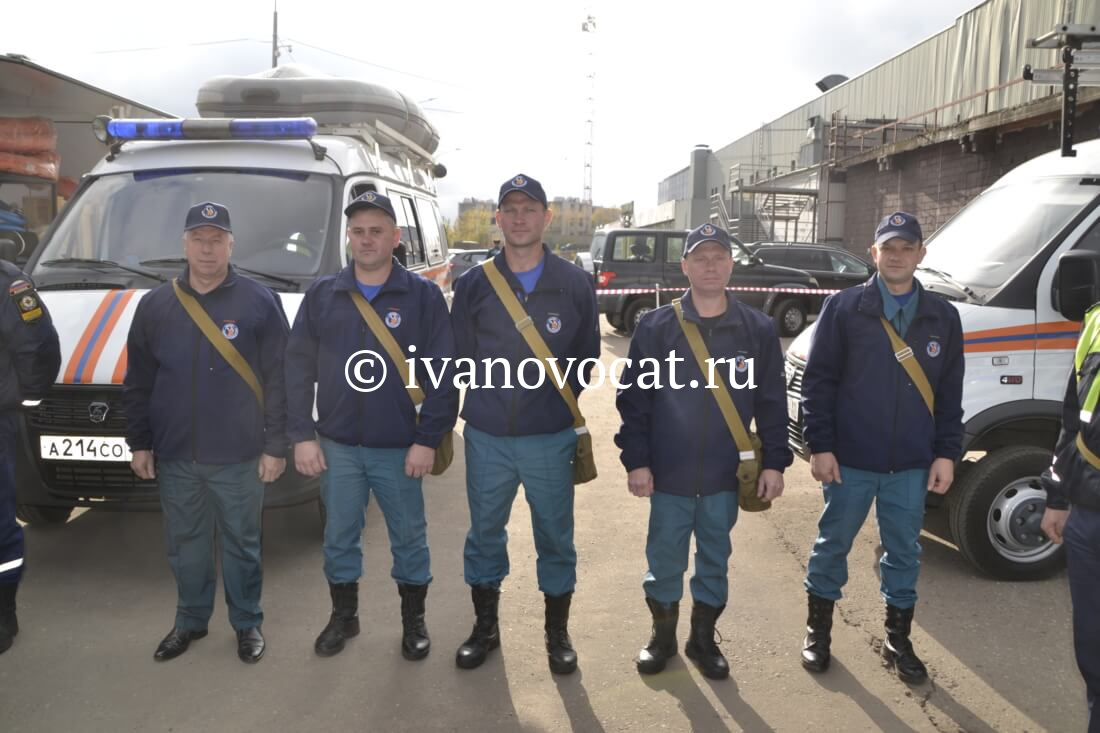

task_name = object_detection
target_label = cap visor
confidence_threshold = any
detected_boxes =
[498,188,545,207]
[874,230,919,246]
[185,223,231,232]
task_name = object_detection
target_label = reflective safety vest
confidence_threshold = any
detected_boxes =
[1074,304,1100,468]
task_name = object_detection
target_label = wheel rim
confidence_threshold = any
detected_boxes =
[633,306,652,330]
[985,478,1059,563]
[783,306,804,332]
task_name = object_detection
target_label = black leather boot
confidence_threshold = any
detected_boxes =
[544,592,577,675]
[0,582,17,655]
[883,604,928,684]
[397,583,430,661]
[801,594,834,673]
[636,596,679,675]
[684,601,729,680]
[455,585,500,669]
[314,582,360,657]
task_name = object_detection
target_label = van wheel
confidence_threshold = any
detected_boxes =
[624,299,655,334]
[606,313,624,331]
[947,446,1063,580]
[16,504,74,526]
[772,299,807,336]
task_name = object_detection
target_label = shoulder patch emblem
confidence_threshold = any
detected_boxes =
[9,279,43,323]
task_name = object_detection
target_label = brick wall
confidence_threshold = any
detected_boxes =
[842,103,1100,253]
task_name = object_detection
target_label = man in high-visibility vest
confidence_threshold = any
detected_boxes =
[1041,304,1100,732]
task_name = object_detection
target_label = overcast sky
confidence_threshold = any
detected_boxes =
[6,0,984,219]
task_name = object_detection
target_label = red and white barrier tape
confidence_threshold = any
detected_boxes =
[595,286,841,296]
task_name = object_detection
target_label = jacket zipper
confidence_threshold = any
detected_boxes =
[191,327,200,462]
[694,324,711,496]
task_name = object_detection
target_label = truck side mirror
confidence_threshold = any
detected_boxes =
[1055,250,1100,322]
[0,238,19,263]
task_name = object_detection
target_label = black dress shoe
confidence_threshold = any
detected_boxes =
[237,627,265,664]
[154,627,208,661]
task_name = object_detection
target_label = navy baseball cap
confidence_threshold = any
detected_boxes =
[874,211,923,246]
[497,174,548,208]
[345,191,397,222]
[683,222,732,257]
[184,202,232,233]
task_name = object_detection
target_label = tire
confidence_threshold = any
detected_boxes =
[624,299,655,335]
[772,298,808,336]
[606,313,624,331]
[16,504,73,526]
[947,446,1064,580]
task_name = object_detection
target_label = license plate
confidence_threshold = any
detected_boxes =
[787,395,800,421]
[40,435,132,462]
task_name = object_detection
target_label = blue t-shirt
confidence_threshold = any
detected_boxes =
[513,257,545,296]
[876,276,919,337]
[356,280,383,302]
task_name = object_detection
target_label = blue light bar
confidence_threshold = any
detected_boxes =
[102,117,317,142]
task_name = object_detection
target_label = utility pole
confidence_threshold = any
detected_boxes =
[581,13,596,204]
[271,1,279,68]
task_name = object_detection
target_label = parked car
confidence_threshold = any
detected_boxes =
[448,248,492,280]
[749,242,875,292]
[592,228,821,335]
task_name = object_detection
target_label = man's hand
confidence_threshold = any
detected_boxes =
[259,454,286,483]
[926,457,954,495]
[405,443,436,479]
[294,440,327,478]
[131,449,155,480]
[757,468,785,502]
[628,467,655,497]
[1041,507,1070,544]
[809,452,842,485]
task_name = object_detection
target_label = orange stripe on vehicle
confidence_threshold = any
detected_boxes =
[81,289,137,382]
[111,344,128,384]
[63,292,119,383]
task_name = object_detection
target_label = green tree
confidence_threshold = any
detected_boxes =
[454,209,494,246]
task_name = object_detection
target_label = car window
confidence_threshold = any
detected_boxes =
[665,235,685,263]
[610,234,656,263]
[829,251,870,275]
[755,248,786,266]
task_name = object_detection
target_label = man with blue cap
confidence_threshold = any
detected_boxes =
[286,191,458,661]
[616,221,791,679]
[799,211,964,684]
[450,174,600,675]
[124,201,290,663]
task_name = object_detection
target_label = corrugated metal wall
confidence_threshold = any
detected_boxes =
[712,0,1097,185]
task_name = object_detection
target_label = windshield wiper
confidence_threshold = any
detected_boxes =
[38,257,166,282]
[917,265,984,305]
[140,258,300,291]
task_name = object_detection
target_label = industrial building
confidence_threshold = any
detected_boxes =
[644,0,1100,253]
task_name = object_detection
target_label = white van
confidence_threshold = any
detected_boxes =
[14,67,451,525]
[785,138,1100,580]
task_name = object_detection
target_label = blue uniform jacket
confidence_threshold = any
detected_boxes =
[123,266,289,463]
[451,247,600,436]
[285,262,458,449]
[614,292,793,497]
[0,261,61,412]
[801,275,965,473]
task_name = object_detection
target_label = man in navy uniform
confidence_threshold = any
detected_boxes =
[124,202,289,663]
[799,212,964,684]
[615,222,791,679]
[0,260,61,654]
[450,174,600,674]
[285,191,458,661]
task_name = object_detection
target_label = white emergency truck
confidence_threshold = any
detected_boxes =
[13,67,451,525]
[785,138,1100,580]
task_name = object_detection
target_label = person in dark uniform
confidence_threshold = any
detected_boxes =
[285,192,458,661]
[450,174,600,675]
[799,212,964,684]
[1041,303,1100,732]
[615,222,791,679]
[0,260,61,654]
[123,202,289,664]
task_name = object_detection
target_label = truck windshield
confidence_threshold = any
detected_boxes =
[33,169,333,277]
[922,178,1099,300]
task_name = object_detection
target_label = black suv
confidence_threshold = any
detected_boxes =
[592,228,821,335]
[749,242,874,292]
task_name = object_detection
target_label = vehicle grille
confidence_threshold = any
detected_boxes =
[40,463,156,501]
[26,387,129,432]
[785,357,808,456]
